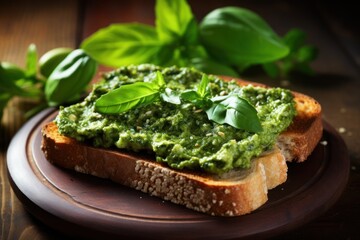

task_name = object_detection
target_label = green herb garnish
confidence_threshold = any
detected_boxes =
[81,0,317,78]
[95,72,262,132]
[0,45,97,119]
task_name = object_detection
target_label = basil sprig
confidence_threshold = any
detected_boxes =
[0,44,97,120]
[81,0,316,79]
[95,73,262,132]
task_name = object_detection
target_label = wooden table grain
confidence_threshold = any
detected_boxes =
[1,0,359,239]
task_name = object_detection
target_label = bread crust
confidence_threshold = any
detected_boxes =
[278,92,322,162]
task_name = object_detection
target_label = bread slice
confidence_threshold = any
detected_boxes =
[40,79,322,217]
[41,122,286,216]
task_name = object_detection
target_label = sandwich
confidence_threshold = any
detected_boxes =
[41,64,322,216]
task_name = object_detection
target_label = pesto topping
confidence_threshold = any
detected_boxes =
[55,64,296,174]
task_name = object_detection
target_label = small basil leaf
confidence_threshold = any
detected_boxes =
[95,82,160,114]
[154,71,166,87]
[0,62,30,97]
[206,95,262,132]
[296,45,318,62]
[26,44,37,77]
[180,89,212,109]
[206,103,227,124]
[45,49,97,106]
[155,0,195,42]
[0,62,26,81]
[197,74,209,98]
[81,23,169,67]
[283,28,306,51]
[180,75,212,108]
[180,89,200,102]
[199,7,289,67]
[160,87,181,105]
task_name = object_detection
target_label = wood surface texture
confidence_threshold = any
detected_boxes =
[1,0,359,239]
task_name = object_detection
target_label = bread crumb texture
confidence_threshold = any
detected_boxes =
[130,160,267,216]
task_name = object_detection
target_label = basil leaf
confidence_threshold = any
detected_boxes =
[182,18,199,46]
[95,82,161,114]
[45,49,97,106]
[161,87,181,105]
[26,44,38,77]
[82,23,171,67]
[206,94,262,132]
[197,74,209,98]
[0,62,26,81]
[190,57,239,77]
[296,45,318,62]
[283,28,306,52]
[199,7,289,67]
[267,28,318,78]
[180,89,200,102]
[155,0,195,42]
[180,74,212,108]
[154,70,166,87]
[0,62,30,97]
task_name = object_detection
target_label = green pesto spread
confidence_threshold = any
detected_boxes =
[55,64,296,174]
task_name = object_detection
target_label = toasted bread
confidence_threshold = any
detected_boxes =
[40,77,322,216]
[42,122,286,216]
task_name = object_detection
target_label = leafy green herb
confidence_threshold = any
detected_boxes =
[95,72,262,132]
[0,62,28,96]
[81,0,316,79]
[199,7,289,68]
[45,49,98,106]
[81,23,172,67]
[155,0,195,43]
[95,82,161,114]
[180,74,212,108]
[0,44,97,121]
[25,44,38,77]
[262,28,318,78]
[95,71,165,114]
[190,57,239,77]
[206,94,262,133]
[160,87,181,105]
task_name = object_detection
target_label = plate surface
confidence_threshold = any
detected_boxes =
[7,108,349,239]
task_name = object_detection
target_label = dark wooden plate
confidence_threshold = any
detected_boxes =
[7,108,349,239]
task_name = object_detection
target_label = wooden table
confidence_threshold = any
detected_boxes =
[1,0,359,239]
